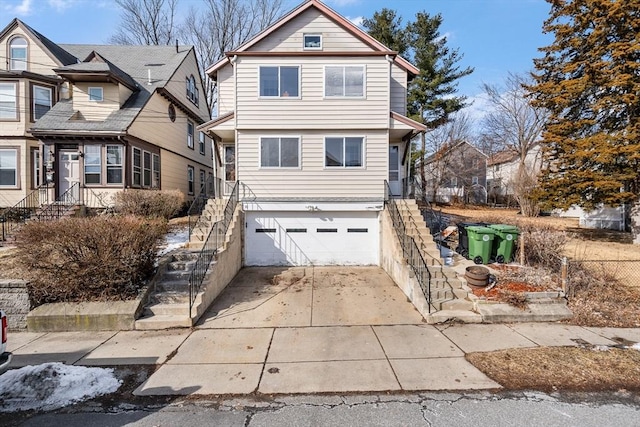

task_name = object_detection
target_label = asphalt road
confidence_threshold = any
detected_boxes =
[7,391,640,427]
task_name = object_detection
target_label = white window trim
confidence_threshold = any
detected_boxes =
[323,136,366,169]
[83,144,102,186]
[258,65,301,99]
[323,65,366,99]
[0,82,19,121]
[32,84,52,121]
[198,131,206,155]
[0,148,19,188]
[259,136,301,169]
[187,165,195,195]
[303,34,322,50]
[187,121,194,149]
[105,145,124,186]
[9,36,28,71]
[88,86,103,102]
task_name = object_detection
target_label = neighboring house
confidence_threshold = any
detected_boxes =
[486,145,542,206]
[419,141,487,205]
[0,19,213,209]
[199,0,425,266]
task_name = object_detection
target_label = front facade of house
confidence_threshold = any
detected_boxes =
[486,145,542,205]
[0,19,213,209]
[200,0,425,266]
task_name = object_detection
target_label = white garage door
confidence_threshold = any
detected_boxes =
[245,211,379,266]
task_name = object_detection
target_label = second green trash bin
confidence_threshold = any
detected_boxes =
[466,226,495,264]
[489,224,520,263]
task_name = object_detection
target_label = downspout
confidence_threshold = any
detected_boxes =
[231,55,239,198]
[385,54,393,196]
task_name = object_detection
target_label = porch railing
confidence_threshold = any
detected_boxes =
[35,182,80,221]
[0,185,48,242]
[188,181,239,316]
[187,175,219,239]
[385,180,432,312]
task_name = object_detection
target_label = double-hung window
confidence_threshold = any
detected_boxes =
[325,137,364,168]
[143,151,152,187]
[106,145,123,184]
[186,75,199,106]
[260,137,299,168]
[32,85,52,121]
[325,66,364,97]
[133,147,142,186]
[0,149,17,187]
[198,131,206,155]
[259,66,299,97]
[9,37,27,71]
[187,166,194,195]
[0,83,17,120]
[187,121,194,149]
[152,154,160,188]
[84,145,101,185]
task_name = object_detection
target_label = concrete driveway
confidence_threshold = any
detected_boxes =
[134,267,501,395]
[197,266,423,328]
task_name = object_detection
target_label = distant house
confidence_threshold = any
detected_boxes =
[486,145,542,206]
[0,18,213,209]
[420,141,487,205]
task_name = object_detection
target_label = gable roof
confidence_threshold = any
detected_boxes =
[0,18,77,67]
[206,0,419,77]
[54,50,139,91]
[487,149,519,167]
[32,45,205,135]
[423,140,488,165]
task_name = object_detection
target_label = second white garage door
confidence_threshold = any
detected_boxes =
[245,211,379,266]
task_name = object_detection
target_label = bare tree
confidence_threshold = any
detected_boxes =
[480,73,548,216]
[179,0,285,111]
[420,112,474,204]
[110,0,178,45]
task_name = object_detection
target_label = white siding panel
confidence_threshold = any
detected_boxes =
[250,9,372,52]
[235,57,389,129]
[72,83,119,121]
[390,64,407,114]
[237,129,387,200]
[217,65,234,115]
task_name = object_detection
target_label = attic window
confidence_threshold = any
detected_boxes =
[88,87,103,102]
[186,75,199,107]
[9,37,27,71]
[303,34,322,50]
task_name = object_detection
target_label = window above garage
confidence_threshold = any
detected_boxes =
[260,137,300,168]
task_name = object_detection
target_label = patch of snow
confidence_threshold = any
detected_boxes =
[631,343,640,351]
[592,345,610,352]
[0,363,121,413]
[157,225,189,257]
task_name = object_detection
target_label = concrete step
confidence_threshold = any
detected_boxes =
[426,309,483,324]
[152,290,190,304]
[159,274,191,287]
[167,260,196,271]
[171,251,199,262]
[144,301,190,316]
[439,298,474,311]
[134,314,192,330]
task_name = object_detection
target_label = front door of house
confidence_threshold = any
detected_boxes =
[223,145,235,195]
[59,150,80,196]
[389,144,401,196]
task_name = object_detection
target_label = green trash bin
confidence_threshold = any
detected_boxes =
[466,226,495,265]
[489,224,520,263]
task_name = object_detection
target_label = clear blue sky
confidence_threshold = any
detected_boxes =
[1,0,553,121]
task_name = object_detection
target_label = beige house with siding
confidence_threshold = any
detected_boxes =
[200,0,425,266]
[0,18,213,210]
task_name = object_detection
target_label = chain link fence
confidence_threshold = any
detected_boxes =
[563,259,640,297]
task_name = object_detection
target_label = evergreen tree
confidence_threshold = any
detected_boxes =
[529,0,640,211]
[364,10,473,202]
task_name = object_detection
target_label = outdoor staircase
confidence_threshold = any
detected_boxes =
[188,198,227,250]
[396,199,478,321]
[134,250,199,330]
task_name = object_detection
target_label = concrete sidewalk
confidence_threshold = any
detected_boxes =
[6,267,640,395]
[8,323,639,396]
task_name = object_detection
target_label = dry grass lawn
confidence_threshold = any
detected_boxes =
[466,346,640,392]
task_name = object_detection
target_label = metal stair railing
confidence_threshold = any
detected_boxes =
[188,181,239,315]
[385,180,432,312]
[0,184,48,242]
[187,175,218,239]
[35,182,80,221]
